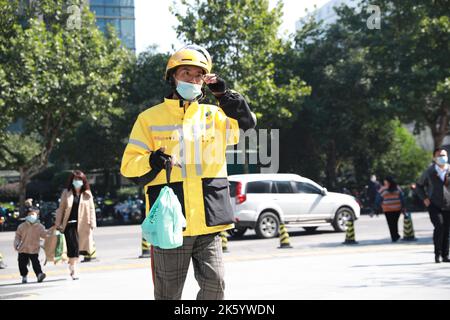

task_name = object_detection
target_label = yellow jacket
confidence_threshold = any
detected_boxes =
[121,92,254,236]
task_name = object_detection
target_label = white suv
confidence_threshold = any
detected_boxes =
[228,174,360,239]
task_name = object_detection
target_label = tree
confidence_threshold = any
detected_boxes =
[281,9,433,190]
[50,47,170,195]
[337,0,450,149]
[373,121,431,186]
[282,18,394,190]
[171,0,311,128]
[0,0,131,213]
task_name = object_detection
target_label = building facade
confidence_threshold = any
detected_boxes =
[88,0,135,52]
[296,0,359,30]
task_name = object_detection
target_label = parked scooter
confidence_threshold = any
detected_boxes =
[0,202,21,231]
[114,196,144,224]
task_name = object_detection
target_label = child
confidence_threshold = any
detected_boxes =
[14,205,48,283]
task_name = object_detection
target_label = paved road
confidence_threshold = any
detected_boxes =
[1,212,449,300]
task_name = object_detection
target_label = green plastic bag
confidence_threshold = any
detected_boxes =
[141,185,186,249]
[54,233,65,263]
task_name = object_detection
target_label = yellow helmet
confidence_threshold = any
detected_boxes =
[165,45,212,80]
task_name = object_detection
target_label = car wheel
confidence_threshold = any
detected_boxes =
[332,207,355,232]
[303,227,318,233]
[228,226,248,238]
[255,212,280,239]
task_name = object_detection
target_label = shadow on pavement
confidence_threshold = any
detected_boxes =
[343,272,450,290]
[314,237,433,248]
[228,229,336,241]
[351,262,436,268]
[0,278,67,287]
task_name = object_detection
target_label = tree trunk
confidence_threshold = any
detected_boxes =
[18,167,29,218]
[429,103,449,149]
[325,140,337,191]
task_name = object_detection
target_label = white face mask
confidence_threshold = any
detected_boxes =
[72,180,83,189]
[435,156,448,166]
[26,214,38,224]
[176,80,203,101]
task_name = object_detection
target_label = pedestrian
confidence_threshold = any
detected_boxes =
[14,205,48,283]
[409,183,425,211]
[375,176,405,242]
[367,174,381,217]
[55,170,97,279]
[120,44,256,300]
[0,252,6,269]
[416,147,450,263]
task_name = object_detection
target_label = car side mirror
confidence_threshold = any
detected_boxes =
[322,188,328,196]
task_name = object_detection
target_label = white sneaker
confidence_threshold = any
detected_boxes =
[69,265,79,280]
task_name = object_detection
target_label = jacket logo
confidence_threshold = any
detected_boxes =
[154,136,177,141]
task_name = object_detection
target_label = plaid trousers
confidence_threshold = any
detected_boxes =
[151,232,225,300]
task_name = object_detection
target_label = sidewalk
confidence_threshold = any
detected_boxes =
[1,241,449,300]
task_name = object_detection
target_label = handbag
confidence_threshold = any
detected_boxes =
[44,226,68,264]
[141,161,186,249]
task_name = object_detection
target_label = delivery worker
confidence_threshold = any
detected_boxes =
[120,44,256,300]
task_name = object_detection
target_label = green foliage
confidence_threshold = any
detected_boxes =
[172,0,311,128]
[50,47,170,173]
[337,0,450,148]
[0,0,131,179]
[0,0,132,209]
[0,132,41,169]
[281,17,393,189]
[116,186,140,201]
[280,2,439,189]
[373,121,431,185]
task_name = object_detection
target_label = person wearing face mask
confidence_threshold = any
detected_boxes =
[55,170,97,279]
[14,205,48,283]
[121,45,256,300]
[416,147,450,263]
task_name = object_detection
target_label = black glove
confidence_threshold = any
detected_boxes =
[207,77,226,94]
[149,148,171,171]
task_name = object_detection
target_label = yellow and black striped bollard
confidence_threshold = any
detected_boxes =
[278,224,292,249]
[343,219,358,244]
[402,212,417,241]
[139,237,151,258]
[0,252,6,269]
[82,241,97,262]
[220,231,229,253]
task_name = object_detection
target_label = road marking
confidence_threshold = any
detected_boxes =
[0,262,150,280]
[225,243,434,263]
[0,243,433,281]
[0,293,38,300]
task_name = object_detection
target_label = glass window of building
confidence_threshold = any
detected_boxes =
[88,0,135,52]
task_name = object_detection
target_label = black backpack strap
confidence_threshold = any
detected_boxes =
[165,160,171,186]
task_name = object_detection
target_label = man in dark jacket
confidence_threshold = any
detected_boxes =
[416,147,450,263]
